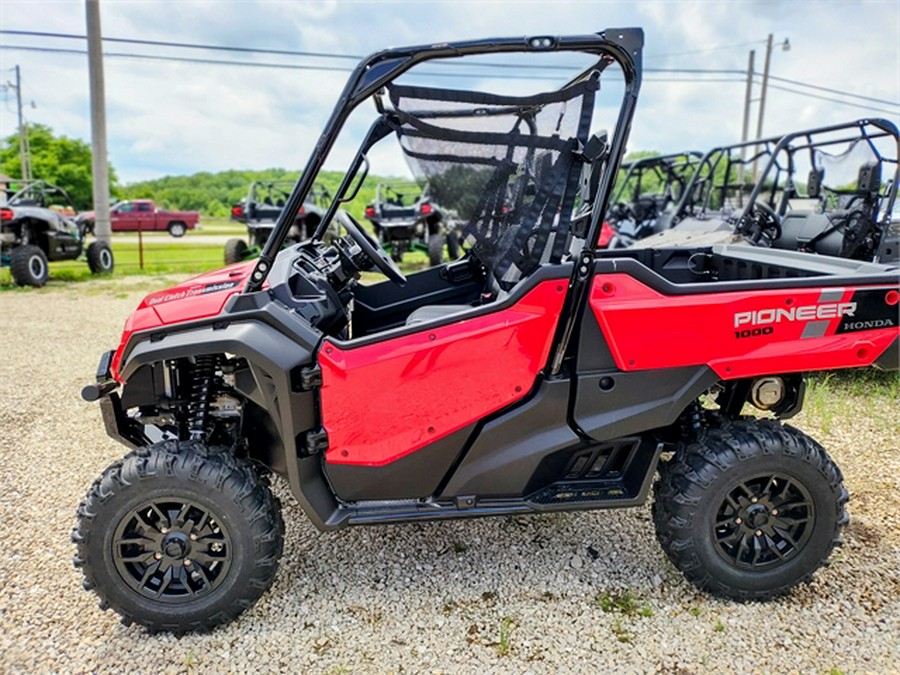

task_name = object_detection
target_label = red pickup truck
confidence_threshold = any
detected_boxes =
[80,200,200,237]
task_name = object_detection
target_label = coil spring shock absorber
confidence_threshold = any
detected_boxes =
[188,355,218,440]
[682,401,703,436]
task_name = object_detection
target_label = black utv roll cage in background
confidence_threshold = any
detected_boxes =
[609,151,703,206]
[665,135,786,225]
[743,119,899,205]
[244,29,645,308]
[739,120,899,224]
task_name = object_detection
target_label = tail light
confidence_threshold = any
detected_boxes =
[420,202,433,215]
[231,205,244,217]
[298,206,306,216]
[598,221,615,248]
[0,208,13,221]
[364,205,376,217]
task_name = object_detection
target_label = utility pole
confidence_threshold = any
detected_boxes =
[737,49,755,200]
[751,34,774,181]
[13,66,32,181]
[86,0,111,242]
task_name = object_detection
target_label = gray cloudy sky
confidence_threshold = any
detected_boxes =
[1,0,898,184]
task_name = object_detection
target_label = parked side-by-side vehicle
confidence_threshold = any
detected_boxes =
[363,181,461,266]
[1,180,113,286]
[74,29,899,634]
[631,120,899,264]
[226,179,331,264]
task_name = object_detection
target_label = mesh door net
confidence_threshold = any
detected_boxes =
[387,75,599,287]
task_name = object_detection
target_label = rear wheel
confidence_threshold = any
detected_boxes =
[652,419,847,600]
[87,241,115,274]
[446,229,461,259]
[73,441,284,633]
[168,222,187,238]
[428,234,445,266]
[224,238,248,265]
[10,245,49,287]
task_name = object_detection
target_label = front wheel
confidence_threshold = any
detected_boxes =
[168,222,187,238]
[652,419,847,600]
[446,229,461,260]
[86,241,115,274]
[73,442,284,633]
[428,234,445,267]
[10,245,49,287]
[224,238,249,265]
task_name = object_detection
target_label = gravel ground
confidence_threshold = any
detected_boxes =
[0,277,898,674]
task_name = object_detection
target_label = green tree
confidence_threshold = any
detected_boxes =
[0,123,118,209]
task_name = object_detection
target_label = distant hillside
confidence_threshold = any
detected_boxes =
[119,153,671,220]
[120,169,399,218]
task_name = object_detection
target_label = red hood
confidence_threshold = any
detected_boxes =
[111,262,256,380]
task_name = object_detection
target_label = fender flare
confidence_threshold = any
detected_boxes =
[120,320,339,530]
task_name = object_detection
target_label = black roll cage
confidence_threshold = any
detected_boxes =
[610,151,703,205]
[667,135,785,221]
[8,179,79,212]
[739,118,900,222]
[243,29,644,295]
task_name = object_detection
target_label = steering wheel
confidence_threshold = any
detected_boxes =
[738,201,782,244]
[335,210,407,285]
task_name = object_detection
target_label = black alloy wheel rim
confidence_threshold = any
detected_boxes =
[112,499,232,602]
[713,473,814,570]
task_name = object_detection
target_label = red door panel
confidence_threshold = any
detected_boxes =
[589,274,899,379]
[319,280,567,467]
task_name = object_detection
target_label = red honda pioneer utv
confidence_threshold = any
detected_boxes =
[75,28,899,634]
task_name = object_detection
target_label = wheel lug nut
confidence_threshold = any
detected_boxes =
[160,527,169,534]
[154,552,162,560]
[756,530,763,537]
[184,559,192,567]
[771,509,778,516]
[189,533,197,541]
[751,497,758,504]
[735,518,743,525]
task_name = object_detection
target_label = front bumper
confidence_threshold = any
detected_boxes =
[83,350,145,449]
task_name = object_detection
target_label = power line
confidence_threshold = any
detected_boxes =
[763,83,900,117]
[0,29,743,76]
[646,40,767,59]
[4,28,895,110]
[1,29,364,61]
[0,44,745,84]
[4,36,893,116]
[765,73,898,108]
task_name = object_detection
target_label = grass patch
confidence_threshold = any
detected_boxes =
[193,218,245,235]
[452,541,468,554]
[1,230,432,290]
[809,368,899,400]
[595,588,652,618]
[496,616,516,656]
[0,238,226,289]
[612,618,635,644]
